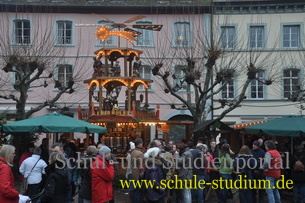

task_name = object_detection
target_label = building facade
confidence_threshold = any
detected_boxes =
[0,0,304,143]
[0,0,210,143]
[212,0,305,125]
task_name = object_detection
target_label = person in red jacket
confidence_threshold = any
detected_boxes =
[91,145,115,203]
[0,144,19,203]
[263,140,281,203]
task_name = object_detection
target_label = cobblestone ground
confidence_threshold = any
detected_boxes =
[113,188,294,203]
[15,180,293,203]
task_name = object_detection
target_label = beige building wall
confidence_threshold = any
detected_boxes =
[213,8,305,124]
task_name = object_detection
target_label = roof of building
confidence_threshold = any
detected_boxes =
[0,0,211,14]
[213,0,300,2]
[213,0,305,14]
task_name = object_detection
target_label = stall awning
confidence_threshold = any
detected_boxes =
[193,119,233,132]
[245,115,305,137]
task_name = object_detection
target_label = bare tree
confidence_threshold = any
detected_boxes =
[0,11,91,120]
[143,12,279,139]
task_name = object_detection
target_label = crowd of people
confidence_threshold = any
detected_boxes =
[0,135,305,203]
[0,135,118,203]
[126,137,305,203]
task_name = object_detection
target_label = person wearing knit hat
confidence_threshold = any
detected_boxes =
[126,143,135,180]
[129,142,135,150]
[99,145,111,160]
[144,147,160,159]
[143,147,165,202]
[92,145,114,203]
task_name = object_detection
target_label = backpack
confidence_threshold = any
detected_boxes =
[159,154,169,179]
[294,155,305,172]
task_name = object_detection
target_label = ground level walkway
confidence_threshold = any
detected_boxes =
[113,188,293,203]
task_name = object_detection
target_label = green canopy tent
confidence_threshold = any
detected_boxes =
[245,115,305,137]
[1,112,106,134]
[245,115,305,153]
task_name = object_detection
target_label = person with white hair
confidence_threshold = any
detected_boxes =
[0,144,19,203]
[143,147,166,202]
[258,138,266,152]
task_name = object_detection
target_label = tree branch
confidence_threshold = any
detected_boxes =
[217,79,251,120]
[157,72,195,115]
[206,81,229,100]
[24,87,71,118]
[0,94,18,102]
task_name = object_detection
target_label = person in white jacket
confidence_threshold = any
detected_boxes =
[19,147,47,201]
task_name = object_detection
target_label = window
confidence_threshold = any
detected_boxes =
[220,26,235,49]
[222,80,234,99]
[54,64,73,88]
[283,69,299,98]
[97,20,115,46]
[174,22,191,47]
[135,21,153,47]
[56,21,72,45]
[283,25,300,48]
[250,71,264,99]
[250,26,264,48]
[173,65,187,91]
[13,20,31,45]
[139,65,152,90]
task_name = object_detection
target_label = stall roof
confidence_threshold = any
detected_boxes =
[193,119,232,132]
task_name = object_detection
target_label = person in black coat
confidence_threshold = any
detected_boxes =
[290,144,305,203]
[40,152,70,203]
[191,144,206,203]
[40,138,49,164]
[209,140,219,158]
[78,146,98,202]
[250,140,266,203]
[234,145,256,203]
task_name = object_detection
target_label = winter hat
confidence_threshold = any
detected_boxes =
[129,142,135,150]
[144,147,160,159]
[253,140,260,147]
[99,145,111,155]
[258,138,263,145]
[202,144,208,150]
